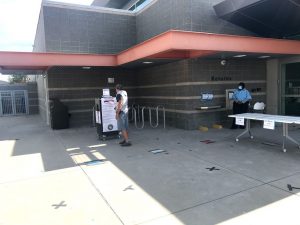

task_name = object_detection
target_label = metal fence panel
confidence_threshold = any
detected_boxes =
[0,90,28,116]
[14,90,28,114]
[0,91,13,115]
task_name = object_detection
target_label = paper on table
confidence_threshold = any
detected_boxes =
[263,120,275,130]
[235,117,244,125]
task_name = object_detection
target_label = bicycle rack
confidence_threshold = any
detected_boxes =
[130,104,138,123]
[131,104,165,129]
[149,106,159,128]
[92,104,96,127]
[157,105,166,129]
[133,106,145,129]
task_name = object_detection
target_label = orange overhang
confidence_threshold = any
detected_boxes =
[1,30,300,72]
[0,51,117,71]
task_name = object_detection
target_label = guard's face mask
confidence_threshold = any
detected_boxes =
[238,86,243,90]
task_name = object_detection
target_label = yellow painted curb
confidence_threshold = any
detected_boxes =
[199,126,209,132]
[212,124,223,129]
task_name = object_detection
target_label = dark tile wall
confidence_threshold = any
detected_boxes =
[0,83,39,115]
[134,58,266,129]
[45,59,267,129]
[43,5,136,54]
[136,0,256,43]
[47,67,136,127]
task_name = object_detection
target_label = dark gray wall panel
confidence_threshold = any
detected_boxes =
[43,5,136,54]
[33,8,46,52]
[136,0,256,43]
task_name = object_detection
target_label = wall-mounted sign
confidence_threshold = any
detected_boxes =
[108,78,114,83]
[201,93,214,101]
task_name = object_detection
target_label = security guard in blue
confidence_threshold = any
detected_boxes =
[231,82,252,129]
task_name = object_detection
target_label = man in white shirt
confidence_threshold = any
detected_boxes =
[115,84,131,146]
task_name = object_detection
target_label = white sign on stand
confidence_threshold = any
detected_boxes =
[263,120,275,130]
[235,117,245,126]
[101,97,118,132]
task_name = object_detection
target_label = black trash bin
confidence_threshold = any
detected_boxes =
[50,98,69,129]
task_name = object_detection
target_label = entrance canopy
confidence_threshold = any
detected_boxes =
[1,30,300,74]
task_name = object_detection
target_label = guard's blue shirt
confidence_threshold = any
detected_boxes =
[232,89,252,103]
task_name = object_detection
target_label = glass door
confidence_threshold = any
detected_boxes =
[282,63,300,116]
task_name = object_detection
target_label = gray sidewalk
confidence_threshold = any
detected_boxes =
[1,115,300,225]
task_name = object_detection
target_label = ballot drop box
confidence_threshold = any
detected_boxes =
[95,96,120,140]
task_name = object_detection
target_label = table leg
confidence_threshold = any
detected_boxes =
[283,123,300,152]
[235,119,253,142]
[282,124,287,152]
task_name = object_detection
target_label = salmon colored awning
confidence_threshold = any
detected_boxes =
[1,30,300,72]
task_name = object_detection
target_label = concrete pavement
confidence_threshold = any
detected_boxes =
[1,115,300,225]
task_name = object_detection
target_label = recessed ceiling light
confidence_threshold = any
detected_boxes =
[82,66,91,69]
[258,55,270,59]
[143,61,153,64]
[233,54,247,58]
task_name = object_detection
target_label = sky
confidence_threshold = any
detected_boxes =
[0,0,93,81]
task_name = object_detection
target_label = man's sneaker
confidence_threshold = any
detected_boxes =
[121,142,132,147]
[119,140,126,145]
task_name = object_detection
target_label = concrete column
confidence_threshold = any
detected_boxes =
[266,59,279,114]
[44,73,50,125]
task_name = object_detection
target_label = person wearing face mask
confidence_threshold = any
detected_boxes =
[231,82,252,129]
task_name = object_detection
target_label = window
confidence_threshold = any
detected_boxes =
[128,0,150,11]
